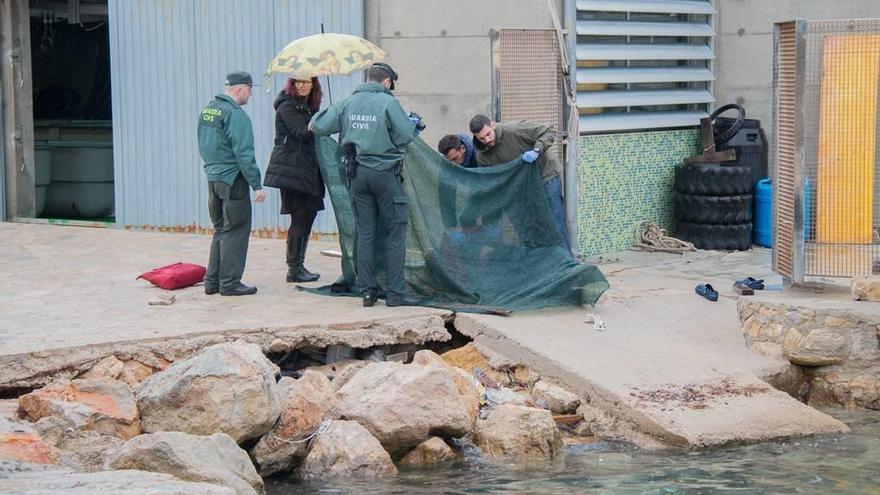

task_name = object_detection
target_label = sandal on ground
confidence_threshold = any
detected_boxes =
[733,280,754,296]
[695,283,718,302]
[736,277,765,290]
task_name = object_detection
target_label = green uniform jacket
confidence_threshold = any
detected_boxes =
[197,94,262,190]
[474,122,563,182]
[310,82,416,171]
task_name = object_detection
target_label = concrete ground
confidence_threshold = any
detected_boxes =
[0,223,851,447]
[456,248,850,447]
[0,223,450,388]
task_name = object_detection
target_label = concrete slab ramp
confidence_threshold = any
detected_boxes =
[456,293,849,448]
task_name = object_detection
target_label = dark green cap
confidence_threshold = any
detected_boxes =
[225,71,256,87]
[371,63,398,90]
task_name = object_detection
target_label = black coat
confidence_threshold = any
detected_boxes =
[263,93,325,198]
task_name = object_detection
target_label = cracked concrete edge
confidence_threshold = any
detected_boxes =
[0,313,452,390]
[453,315,688,450]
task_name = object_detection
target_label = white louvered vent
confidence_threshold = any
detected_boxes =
[577,0,716,133]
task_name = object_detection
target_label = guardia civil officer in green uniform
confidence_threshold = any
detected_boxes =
[310,63,421,307]
[197,71,266,296]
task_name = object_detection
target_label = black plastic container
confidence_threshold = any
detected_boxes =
[714,116,768,189]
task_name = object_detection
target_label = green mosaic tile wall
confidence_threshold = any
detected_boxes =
[577,129,701,256]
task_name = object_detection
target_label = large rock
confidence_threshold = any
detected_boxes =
[119,360,157,388]
[851,276,880,301]
[298,420,397,480]
[474,404,562,461]
[18,378,140,440]
[107,431,263,495]
[0,469,235,494]
[79,356,124,381]
[251,370,339,476]
[784,327,849,366]
[306,359,370,389]
[531,381,580,414]
[33,416,123,472]
[440,343,508,385]
[0,417,59,465]
[336,353,479,455]
[135,342,281,443]
[399,437,456,466]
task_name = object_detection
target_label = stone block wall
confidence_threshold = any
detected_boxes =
[738,299,880,410]
[577,129,701,256]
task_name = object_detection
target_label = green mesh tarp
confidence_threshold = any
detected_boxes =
[314,136,609,313]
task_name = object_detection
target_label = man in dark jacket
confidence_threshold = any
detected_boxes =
[469,114,570,251]
[437,133,476,168]
[310,63,420,307]
[197,71,265,296]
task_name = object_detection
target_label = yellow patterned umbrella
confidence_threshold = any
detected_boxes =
[266,33,385,78]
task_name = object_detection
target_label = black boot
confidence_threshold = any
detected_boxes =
[286,235,319,283]
[299,235,320,281]
[285,235,299,283]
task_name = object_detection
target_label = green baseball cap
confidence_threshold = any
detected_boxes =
[225,71,257,87]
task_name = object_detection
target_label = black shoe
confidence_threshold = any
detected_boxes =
[386,295,421,307]
[220,283,258,296]
[300,266,320,281]
[205,286,219,295]
[362,290,378,307]
[286,267,319,283]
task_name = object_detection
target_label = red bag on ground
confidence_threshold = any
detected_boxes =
[137,262,206,290]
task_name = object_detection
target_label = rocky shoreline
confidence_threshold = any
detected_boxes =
[0,341,598,494]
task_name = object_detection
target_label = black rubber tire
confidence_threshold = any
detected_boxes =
[674,163,751,196]
[676,222,753,251]
[674,193,753,224]
[711,103,746,146]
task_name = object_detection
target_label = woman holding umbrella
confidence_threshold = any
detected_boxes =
[264,77,325,283]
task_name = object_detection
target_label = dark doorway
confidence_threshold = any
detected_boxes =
[30,1,113,221]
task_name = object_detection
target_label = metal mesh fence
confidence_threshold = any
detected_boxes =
[802,19,880,277]
[498,29,564,162]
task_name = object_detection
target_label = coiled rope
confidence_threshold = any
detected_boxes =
[631,220,696,254]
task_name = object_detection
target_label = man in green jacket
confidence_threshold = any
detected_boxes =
[469,114,571,251]
[197,71,266,296]
[310,63,420,307]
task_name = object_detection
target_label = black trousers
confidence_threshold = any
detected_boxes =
[350,166,408,299]
[205,173,251,291]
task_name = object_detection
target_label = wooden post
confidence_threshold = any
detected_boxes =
[1,0,36,219]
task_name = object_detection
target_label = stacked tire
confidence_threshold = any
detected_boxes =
[674,162,753,251]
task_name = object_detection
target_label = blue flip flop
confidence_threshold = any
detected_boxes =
[695,283,718,301]
[736,277,765,290]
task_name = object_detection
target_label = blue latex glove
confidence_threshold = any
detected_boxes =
[521,149,540,163]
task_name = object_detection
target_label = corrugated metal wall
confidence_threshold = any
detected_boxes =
[108,0,364,235]
[0,85,5,222]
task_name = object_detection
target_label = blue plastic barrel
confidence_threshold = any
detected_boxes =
[754,178,773,247]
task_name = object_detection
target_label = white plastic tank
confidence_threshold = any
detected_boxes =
[43,142,114,218]
[34,145,52,217]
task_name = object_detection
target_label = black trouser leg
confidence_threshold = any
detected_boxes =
[379,175,408,301]
[213,174,252,291]
[206,184,223,290]
[351,171,379,294]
